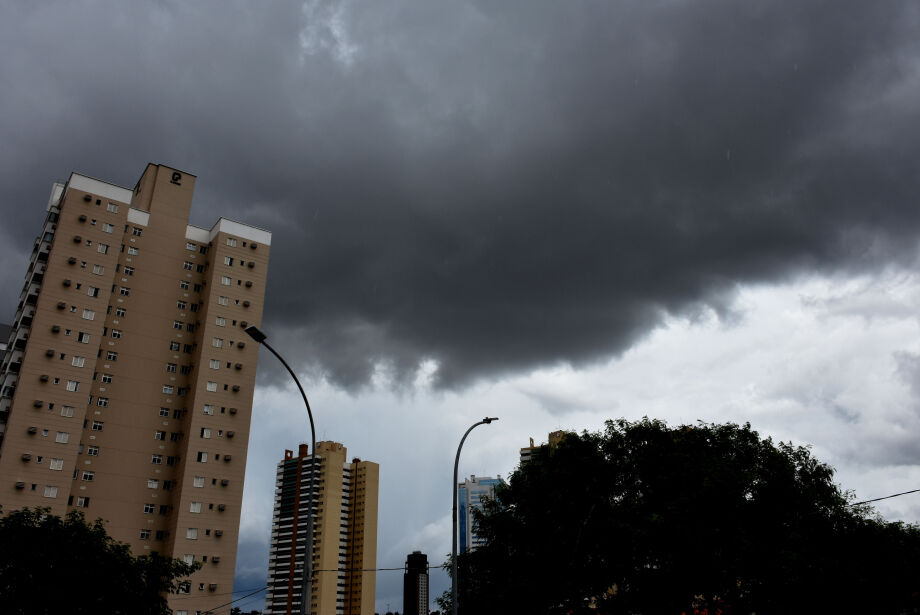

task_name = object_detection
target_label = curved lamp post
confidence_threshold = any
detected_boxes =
[452,417,498,615]
[245,326,317,615]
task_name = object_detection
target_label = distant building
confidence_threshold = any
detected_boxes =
[403,550,429,615]
[519,430,567,465]
[458,475,502,553]
[265,441,380,615]
[0,164,270,615]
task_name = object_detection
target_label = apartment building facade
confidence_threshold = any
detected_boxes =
[0,163,270,615]
[403,551,430,615]
[458,475,502,554]
[265,442,379,615]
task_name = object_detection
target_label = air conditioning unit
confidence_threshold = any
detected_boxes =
[231,385,240,392]
[226,431,235,439]
[51,325,61,333]
[212,556,221,563]
[220,479,229,486]
[224,455,232,462]
[208,584,217,591]
[78,214,87,222]
[250,243,257,250]
[39,375,49,382]
[45,349,54,357]
[242,300,250,308]
[234,363,242,370]
[247,261,254,268]
[67,257,77,265]
[228,407,237,415]
[239,321,248,328]
[21,453,32,461]
[57,302,66,310]
[73,236,82,243]
[33,400,43,408]
[27,426,37,434]
[62,279,71,287]
[15,482,25,489]
[218,504,226,511]
[245,281,252,288]
[215,530,223,537]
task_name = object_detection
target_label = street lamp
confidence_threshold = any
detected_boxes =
[452,416,498,615]
[244,325,317,615]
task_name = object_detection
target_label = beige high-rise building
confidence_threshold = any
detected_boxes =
[0,163,270,615]
[265,442,379,615]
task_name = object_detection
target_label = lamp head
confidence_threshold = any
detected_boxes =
[244,325,267,343]
[483,417,499,424]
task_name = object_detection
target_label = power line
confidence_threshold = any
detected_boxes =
[849,487,920,507]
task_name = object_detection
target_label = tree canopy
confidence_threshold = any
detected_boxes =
[0,507,198,615]
[453,418,920,614]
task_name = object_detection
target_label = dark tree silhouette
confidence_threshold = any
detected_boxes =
[0,507,199,615]
[450,418,920,614]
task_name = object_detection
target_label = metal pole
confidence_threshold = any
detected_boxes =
[246,327,316,615]
[452,417,498,615]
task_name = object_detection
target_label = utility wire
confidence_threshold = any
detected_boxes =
[849,487,920,507]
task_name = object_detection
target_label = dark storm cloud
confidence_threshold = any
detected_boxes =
[2,0,920,389]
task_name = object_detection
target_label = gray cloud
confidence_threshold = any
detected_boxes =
[3,0,920,394]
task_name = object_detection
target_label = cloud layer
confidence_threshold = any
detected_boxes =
[2,1,920,390]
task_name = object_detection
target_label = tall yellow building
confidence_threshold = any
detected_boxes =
[265,442,379,615]
[0,164,270,615]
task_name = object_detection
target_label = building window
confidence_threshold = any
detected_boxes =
[82,309,95,320]
[226,238,237,247]
[91,421,103,431]
[186,242,196,251]
[209,359,220,370]
[132,227,143,236]
[61,405,75,417]
[215,317,226,327]
[212,338,223,348]
[75,496,89,507]
[111,329,122,339]
[206,381,217,392]
[197,452,208,462]
[101,222,114,233]
[107,202,119,213]
[120,287,130,296]
[139,529,151,539]
[154,431,165,440]
[82,471,95,481]
[55,432,69,443]
[77,332,90,343]
[170,432,182,442]
[200,428,211,439]
[97,397,109,407]
[144,503,155,514]
[127,246,138,256]
[49,458,64,471]
[97,243,109,254]
[186,528,198,540]
[166,363,177,374]
[147,479,159,489]
[183,555,194,566]
[101,373,113,384]
[71,356,85,368]
[87,286,100,298]
[92,264,104,275]
[106,351,118,361]
[224,256,233,266]
[173,320,183,330]
[168,342,180,352]
[163,385,174,394]
[185,323,195,332]
[193,476,205,488]
[65,380,79,392]
[87,446,99,456]
[177,300,187,310]
[179,281,190,291]
[124,266,134,276]
[203,404,215,415]
[183,261,193,271]
[220,276,231,286]
[151,454,163,465]
[43,486,58,498]
[189,502,202,513]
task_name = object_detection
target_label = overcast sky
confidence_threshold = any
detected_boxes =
[3,0,920,612]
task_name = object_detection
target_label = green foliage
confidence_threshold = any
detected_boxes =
[0,507,199,615]
[452,418,920,614]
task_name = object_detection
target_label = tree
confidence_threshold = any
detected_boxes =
[453,418,920,614]
[0,507,199,615]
